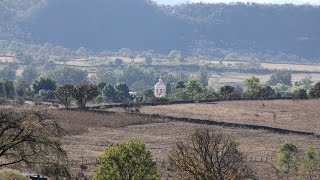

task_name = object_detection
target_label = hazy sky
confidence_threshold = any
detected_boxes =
[154,0,320,5]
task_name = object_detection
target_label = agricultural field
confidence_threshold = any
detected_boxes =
[42,99,320,179]
[141,99,320,134]
[209,72,320,88]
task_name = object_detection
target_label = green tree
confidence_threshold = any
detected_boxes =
[102,84,117,102]
[304,146,320,179]
[267,70,292,86]
[185,79,204,100]
[272,83,290,97]
[243,76,263,98]
[288,85,308,99]
[309,82,320,98]
[73,84,100,108]
[32,76,57,94]
[175,80,185,89]
[219,85,236,100]
[277,142,299,180]
[295,76,313,88]
[55,84,75,109]
[94,140,160,180]
[115,83,132,103]
[260,85,276,99]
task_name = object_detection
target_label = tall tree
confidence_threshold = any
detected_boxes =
[277,142,299,180]
[310,82,320,98]
[55,84,75,109]
[304,146,320,180]
[73,84,100,108]
[185,79,204,100]
[243,76,263,98]
[0,109,66,167]
[32,76,57,94]
[102,84,117,102]
[115,83,132,103]
[219,85,236,100]
[170,129,253,179]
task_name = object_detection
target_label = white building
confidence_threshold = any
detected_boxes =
[154,79,166,98]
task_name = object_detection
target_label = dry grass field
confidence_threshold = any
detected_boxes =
[141,99,320,134]
[46,100,320,179]
[261,63,320,72]
[209,72,320,88]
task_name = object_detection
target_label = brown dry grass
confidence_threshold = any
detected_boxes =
[261,63,320,72]
[63,120,320,179]
[209,72,320,88]
[50,110,157,135]
[141,99,320,134]
[45,101,320,179]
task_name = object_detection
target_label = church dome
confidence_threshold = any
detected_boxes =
[154,78,166,98]
[155,79,166,88]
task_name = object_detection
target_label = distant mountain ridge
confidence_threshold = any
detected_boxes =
[3,0,320,60]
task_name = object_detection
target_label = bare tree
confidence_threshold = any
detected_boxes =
[0,108,67,167]
[169,129,253,180]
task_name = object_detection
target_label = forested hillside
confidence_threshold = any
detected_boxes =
[164,3,320,59]
[1,0,320,61]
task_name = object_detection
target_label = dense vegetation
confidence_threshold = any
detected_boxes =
[0,0,319,61]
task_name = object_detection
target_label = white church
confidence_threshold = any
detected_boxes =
[154,79,166,98]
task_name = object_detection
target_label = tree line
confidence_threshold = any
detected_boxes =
[1,68,320,108]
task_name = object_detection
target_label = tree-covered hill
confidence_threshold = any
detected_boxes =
[1,0,320,61]
[164,3,320,59]
[24,0,192,53]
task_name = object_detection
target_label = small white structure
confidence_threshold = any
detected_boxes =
[154,79,166,98]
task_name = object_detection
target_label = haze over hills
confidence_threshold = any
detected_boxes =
[155,0,320,5]
[1,0,320,61]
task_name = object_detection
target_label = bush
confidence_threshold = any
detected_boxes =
[94,140,160,180]
[0,168,27,180]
